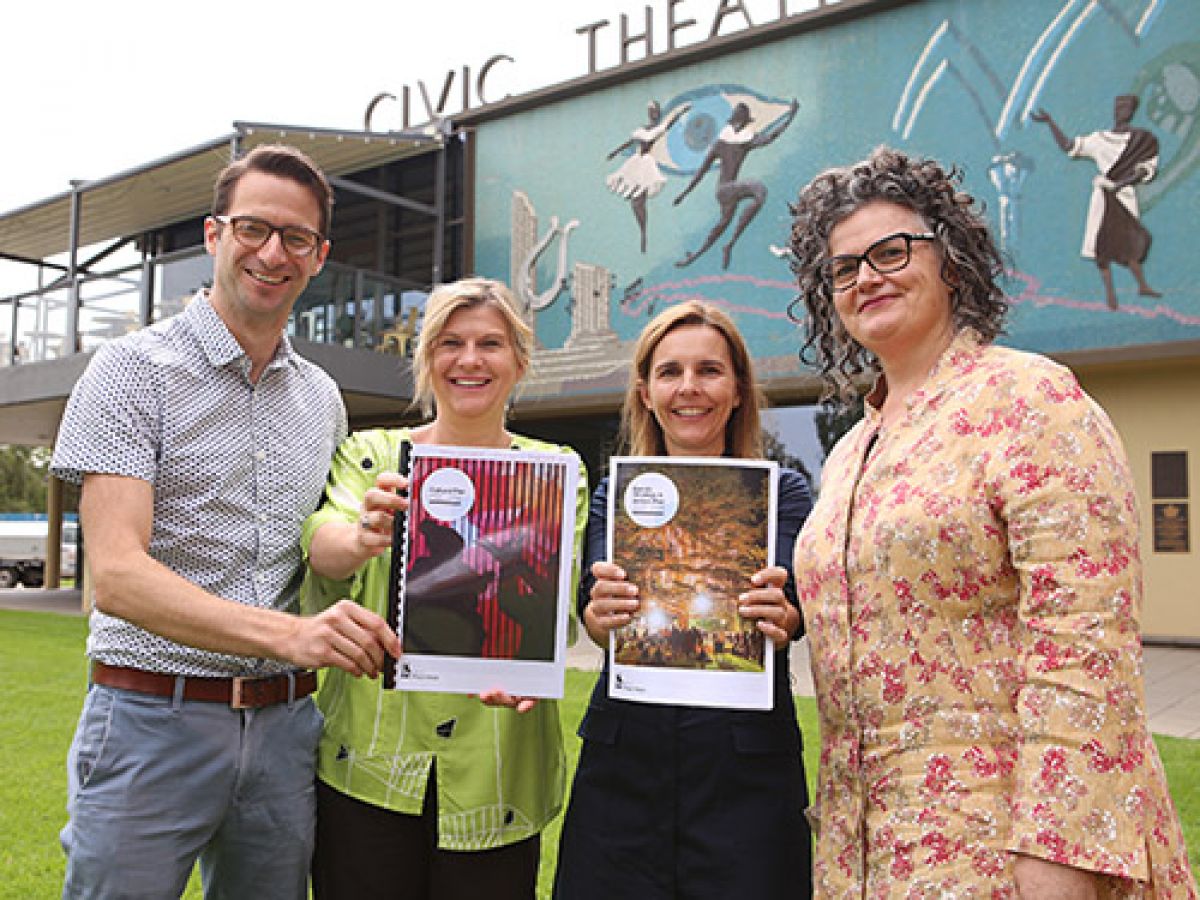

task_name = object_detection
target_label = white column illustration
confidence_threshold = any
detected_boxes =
[511,191,539,328]
[566,262,619,349]
[511,190,578,322]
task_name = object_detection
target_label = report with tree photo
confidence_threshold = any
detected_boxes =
[607,456,776,709]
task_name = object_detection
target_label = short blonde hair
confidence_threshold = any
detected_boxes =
[412,277,534,416]
[620,301,764,458]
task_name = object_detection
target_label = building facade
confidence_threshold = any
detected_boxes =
[1,0,1196,638]
[463,0,1200,640]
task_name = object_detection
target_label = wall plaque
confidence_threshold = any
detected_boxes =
[1152,502,1190,554]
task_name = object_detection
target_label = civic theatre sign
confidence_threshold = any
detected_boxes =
[364,0,830,130]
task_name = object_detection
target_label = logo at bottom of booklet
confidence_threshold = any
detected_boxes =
[397,661,437,682]
[613,672,646,694]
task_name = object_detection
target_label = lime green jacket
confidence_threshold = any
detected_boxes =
[301,427,588,850]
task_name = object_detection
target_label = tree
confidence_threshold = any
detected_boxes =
[814,397,864,459]
[761,428,813,486]
[0,445,49,512]
[0,445,79,515]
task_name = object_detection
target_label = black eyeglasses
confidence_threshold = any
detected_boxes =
[213,215,324,257]
[823,231,936,292]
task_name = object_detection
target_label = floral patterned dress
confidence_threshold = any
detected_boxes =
[794,330,1196,898]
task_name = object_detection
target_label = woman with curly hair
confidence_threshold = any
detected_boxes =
[787,146,1195,898]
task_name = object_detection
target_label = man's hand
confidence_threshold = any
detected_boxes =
[284,599,401,678]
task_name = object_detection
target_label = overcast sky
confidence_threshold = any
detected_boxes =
[2,0,588,211]
[1,0,822,213]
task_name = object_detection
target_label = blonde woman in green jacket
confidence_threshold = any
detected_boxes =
[302,277,588,900]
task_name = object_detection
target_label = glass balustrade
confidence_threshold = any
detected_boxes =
[290,262,426,356]
[2,251,427,365]
[77,266,144,354]
[0,298,12,366]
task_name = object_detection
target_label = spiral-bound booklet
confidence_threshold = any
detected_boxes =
[386,443,579,698]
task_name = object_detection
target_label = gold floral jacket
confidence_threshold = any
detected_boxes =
[794,331,1195,898]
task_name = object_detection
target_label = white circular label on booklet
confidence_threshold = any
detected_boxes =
[623,472,680,528]
[421,467,475,522]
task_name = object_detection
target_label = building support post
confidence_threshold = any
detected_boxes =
[46,477,64,590]
[433,125,447,287]
[353,269,365,347]
[66,181,83,356]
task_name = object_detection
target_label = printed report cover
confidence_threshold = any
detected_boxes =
[387,444,580,698]
[606,456,777,709]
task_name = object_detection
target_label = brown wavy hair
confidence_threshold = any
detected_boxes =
[213,144,334,237]
[787,146,1008,405]
[620,301,764,458]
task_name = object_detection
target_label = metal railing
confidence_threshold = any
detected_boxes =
[1,254,427,366]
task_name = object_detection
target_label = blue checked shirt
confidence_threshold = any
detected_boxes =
[52,291,347,676]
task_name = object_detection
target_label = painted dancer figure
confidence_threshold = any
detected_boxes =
[1033,95,1161,309]
[674,99,798,270]
[606,100,691,253]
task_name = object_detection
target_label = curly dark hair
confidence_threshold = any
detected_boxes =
[787,146,1008,405]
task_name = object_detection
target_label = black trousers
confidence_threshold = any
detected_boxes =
[553,694,813,900]
[311,777,541,900]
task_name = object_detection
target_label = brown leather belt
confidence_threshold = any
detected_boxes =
[92,662,318,709]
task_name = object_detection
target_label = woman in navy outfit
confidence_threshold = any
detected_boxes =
[553,300,814,899]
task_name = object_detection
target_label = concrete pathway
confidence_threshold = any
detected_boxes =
[1140,646,1200,740]
[0,586,84,614]
[5,587,1197,739]
[567,630,1200,740]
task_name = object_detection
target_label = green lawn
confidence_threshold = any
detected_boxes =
[2,608,1195,899]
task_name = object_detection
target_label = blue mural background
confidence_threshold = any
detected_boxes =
[473,0,1200,372]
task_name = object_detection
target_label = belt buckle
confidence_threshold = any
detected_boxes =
[230,675,261,709]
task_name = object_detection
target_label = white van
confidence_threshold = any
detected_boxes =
[0,520,78,588]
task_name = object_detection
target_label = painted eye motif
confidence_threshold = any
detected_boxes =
[654,84,797,175]
[681,111,718,153]
[1131,45,1200,210]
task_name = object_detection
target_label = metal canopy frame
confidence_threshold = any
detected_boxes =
[0,119,452,366]
[0,119,450,292]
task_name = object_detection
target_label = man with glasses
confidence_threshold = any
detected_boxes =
[52,144,401,899]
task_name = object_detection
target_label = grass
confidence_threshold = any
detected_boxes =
[1,608,1194,899]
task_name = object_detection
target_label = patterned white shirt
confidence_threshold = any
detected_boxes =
[52,291,347,676]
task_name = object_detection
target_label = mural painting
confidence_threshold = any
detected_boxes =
[606,99,692,253]
[1032,96,1160,309]
[672,97,798,270]
[471,0,1200,401]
